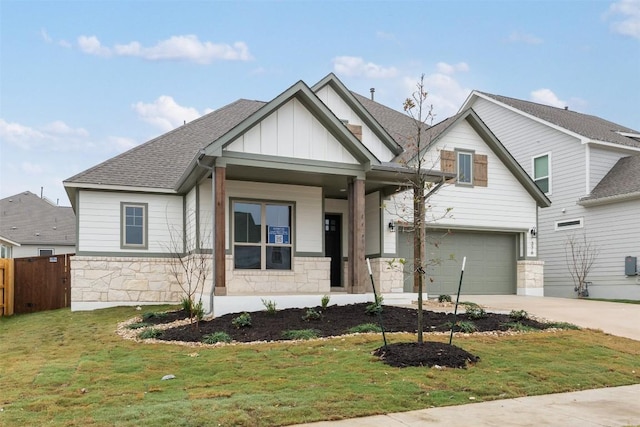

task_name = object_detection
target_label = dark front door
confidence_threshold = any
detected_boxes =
[324,214,342,287]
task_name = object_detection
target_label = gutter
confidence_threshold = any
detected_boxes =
[578,191,640,207]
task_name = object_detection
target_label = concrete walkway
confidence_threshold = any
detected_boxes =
[291,296,640,427]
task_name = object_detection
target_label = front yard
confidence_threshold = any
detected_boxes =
[1,305,639,426]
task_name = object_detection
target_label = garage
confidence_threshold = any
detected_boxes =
[397,230,517,295]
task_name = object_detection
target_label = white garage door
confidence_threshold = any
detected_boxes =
[397,230,517,295]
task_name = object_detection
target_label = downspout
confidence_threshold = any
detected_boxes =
[196,150,216,315]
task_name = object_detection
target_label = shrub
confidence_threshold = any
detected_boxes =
[321,294,330,309]
[505,322,536,332]
[464,304,487,320]
[181,297,204,321]
[546,321,580,330]
[231,312,252,329]
[509,309,529,321]
[454,321,477,333]
[347,323,382,333]
[202,332,232,344]
[138,328,162,339]
[142,311,167,321]
[261,299,277,315]
[365,296,384,316]
[438,294,452,303]
[127,322,150,330]
[302,308,322,321]
[281,329,319,340]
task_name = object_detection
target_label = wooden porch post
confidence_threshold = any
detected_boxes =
[348,177,366,293]
[214,166,227,296]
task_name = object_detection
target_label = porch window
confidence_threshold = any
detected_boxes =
[533,154,551,194]
[121,202,148,249]
[233,201,292,270]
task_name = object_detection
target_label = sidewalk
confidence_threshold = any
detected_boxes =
[291,296,640,427]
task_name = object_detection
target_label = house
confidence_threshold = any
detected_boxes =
[461,91,640,299]
[64,74,549,315]
[0,191,76,258]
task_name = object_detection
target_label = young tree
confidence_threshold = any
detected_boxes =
[565,233,598,297]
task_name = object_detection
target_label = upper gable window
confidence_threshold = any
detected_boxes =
[441,149,488,187]
[533,154,551,194]
[121,202,148,249]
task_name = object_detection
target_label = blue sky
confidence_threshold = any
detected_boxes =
[1,0,639,207]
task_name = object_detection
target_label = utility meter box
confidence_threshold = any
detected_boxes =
[625,256,637,276]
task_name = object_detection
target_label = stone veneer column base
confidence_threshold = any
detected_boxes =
[517,260,544,296]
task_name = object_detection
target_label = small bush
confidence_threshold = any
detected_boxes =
[438,294,452,303]
[281,329,319,340]
[321,295,330,309]
[142,311,167,321]
[231,312,252,329]
[127,322,150,330]
[347,323,382,333]
[138,328,162,339]
[509,309,529,321]
[454,321,477,333]
[504,322,537,332]
[546,321,580,330]
[261,299,277,315]
[181,297,204,321]
[464,304,487,320]
[302,308,322,321]
[365,296,384,316]
[202,332,232,344]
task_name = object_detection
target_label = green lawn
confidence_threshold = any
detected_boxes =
[1,306,639,426]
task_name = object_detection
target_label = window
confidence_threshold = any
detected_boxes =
[121,203,148,249]
[233,201,292,270]
[39,249,54,256]
[555,218,583,231]
[1,244,11,258]
[457,151,473,184]
[533,154,551,194]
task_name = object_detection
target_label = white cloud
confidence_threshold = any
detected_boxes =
[132,96,211,132]
[77,34,252,63]
[0,119,48,148]
[507,31,543,45]
[606,0,640,39]
[0,118,95,151]
[435,62,469,75]
[43,120,89,137]
[41,28,52,43]
[59,40,72,49]
[332,56,398,79]
[376,31,396,41]
[530,89,566,108]
[401,72,471,121]
[21,162,44,174]
[108,136,139,153]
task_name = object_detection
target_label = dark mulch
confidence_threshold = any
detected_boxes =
[146,303,551,367]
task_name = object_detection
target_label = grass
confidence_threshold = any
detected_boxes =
[1,306,639,426]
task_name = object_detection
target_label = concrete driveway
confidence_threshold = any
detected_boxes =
[456,295,640,341]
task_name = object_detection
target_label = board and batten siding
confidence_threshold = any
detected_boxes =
[224,98,359,164]
[77,190,183,253]
[394,119,538,231]
[198,180,214,249]
[365,191,381,255]
[226,180,323,254]
[185,186,197,251]
[314,85,395,162]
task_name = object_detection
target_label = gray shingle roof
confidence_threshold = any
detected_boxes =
[581,155,640,202]
[65,99,266,190]
[479,92,640,148]
[0,191,76,245]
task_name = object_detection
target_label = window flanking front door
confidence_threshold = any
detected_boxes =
[324,214,342,287]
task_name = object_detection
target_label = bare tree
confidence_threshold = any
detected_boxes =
[565,233,598,298]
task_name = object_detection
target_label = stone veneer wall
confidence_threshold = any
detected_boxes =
[71,255,211,306]
[517,260,544,296]
[224,255,331,294]
[370,258,405,293]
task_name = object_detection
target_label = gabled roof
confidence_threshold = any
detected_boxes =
[0,191,76,246]
[463,91,640,148]
[579,155,640,206]
[65,99,265,192]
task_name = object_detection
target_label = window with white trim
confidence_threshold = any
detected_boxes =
[533,153,551,194]
[121,203,148,249]
[555,218,583,231]
[39,249,54,256]
[457,151,473,184]
[233,201,292,270]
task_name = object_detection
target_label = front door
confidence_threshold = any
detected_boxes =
[324,214,342,287]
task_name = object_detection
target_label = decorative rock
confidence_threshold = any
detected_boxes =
[161,374,176,381]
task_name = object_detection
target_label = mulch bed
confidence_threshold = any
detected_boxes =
[141,303,551,368]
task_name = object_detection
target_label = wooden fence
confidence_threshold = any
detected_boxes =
[10,254,72,314]
[0,258,15,316]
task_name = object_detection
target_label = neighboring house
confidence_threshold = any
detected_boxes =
[0,191,76,258]
[64,74,549,315]
[461,92,640,299]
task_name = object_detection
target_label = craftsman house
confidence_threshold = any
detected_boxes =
[64,74,549,315]
[461,92,640,299]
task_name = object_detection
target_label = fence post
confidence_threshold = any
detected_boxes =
[0,259,15,316]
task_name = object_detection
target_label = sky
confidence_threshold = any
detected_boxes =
[1,0,639,207]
